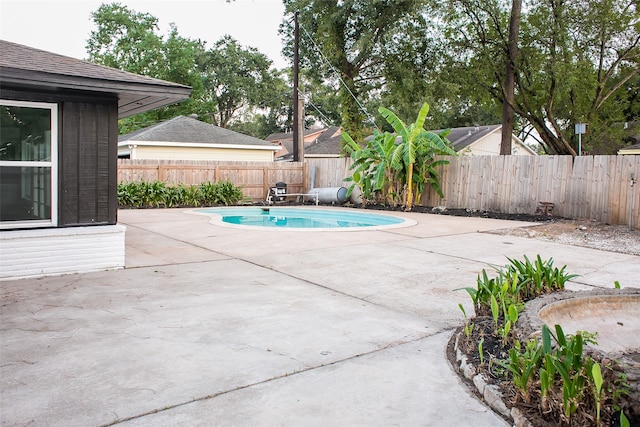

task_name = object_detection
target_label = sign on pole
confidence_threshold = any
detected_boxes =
[574,123,586,156]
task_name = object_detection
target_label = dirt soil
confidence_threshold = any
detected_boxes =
[408,207,640,257]
[483,218,640,256]
[355,204,640,256]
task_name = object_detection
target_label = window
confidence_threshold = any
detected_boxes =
[0,100,58,228]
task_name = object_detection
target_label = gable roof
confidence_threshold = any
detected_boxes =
[441,124,537,155]
[442,125,502,151]
[0,40,191,118]
[267,128,329,156]
[305,127,344,156]
[308,124,536,157]
[119,115,279,150]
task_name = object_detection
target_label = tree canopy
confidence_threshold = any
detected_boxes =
[441,0,639,154]
[197,35,284,128]
[86,3,289,137]
[280,0,432,142]
[86,1,638,154]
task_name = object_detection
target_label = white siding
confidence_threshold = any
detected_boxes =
[462,133,502,155]
[135,146,274,161]
[461,134,535,156]
[0,225,125,280]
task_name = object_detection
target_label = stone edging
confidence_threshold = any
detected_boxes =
[451,330,534,427]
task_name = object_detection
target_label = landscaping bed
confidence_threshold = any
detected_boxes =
[446,255,639,426]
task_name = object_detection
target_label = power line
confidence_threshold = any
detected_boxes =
[303,94,336,126]
[298,23,379,130]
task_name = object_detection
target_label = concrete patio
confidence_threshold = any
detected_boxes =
[1,207,639,426]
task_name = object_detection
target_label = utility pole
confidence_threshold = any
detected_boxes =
[292,11,304,162]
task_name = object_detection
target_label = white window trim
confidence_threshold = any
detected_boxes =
[0,99,58,229]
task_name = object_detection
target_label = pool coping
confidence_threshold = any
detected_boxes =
[188,205,418,232]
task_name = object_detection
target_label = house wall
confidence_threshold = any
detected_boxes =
[0,224,125,280]
[131,145,275,162]
[511,141,535,155]
[60,101,119,226]
[1,87,120,226]
[459,133,534,156]
[1,87,123,280]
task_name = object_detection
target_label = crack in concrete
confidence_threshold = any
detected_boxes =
[100,328,451,426]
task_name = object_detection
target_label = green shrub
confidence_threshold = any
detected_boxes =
[505,255,578,300]
[117,180,244,208]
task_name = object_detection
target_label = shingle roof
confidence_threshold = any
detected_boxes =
[119,116,279,148]
[266,126,342,160]
[265,128,327,142]
[305,127,343,155]
[441,125,502,151]
[0,40,191,118]
[276,124,525,158]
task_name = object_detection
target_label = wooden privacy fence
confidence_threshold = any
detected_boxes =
[419,155,639,228]
[117,160,306,200]
[118,156,640,229]
[304,155,639,229]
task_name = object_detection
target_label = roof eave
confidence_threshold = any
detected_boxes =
[118,140,281,151]
[0,66,192,118]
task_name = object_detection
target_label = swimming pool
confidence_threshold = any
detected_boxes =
[195,207,415,231]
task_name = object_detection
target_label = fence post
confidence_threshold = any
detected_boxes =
[263,166,269,200]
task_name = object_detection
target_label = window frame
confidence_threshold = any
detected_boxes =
[0,99,58,229]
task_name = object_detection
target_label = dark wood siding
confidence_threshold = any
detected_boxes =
[1,87,119,227]
[59,101,118,226]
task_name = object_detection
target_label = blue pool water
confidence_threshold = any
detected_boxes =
[198,207,407,229]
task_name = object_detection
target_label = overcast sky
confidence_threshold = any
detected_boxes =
[0,0,289,69]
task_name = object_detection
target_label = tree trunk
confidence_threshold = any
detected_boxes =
[501,0,522,155]
[339,73,363,146]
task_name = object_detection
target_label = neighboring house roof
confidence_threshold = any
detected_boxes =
[619,142,640,155]
[119,115,280,151]
[440,124,537,155]
[274,124,537,159]
[267,128,329,157]
[305,127,344,157]
[0,39,191,118]
[443,125,501,151]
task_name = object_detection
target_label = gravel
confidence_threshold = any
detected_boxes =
[486,219,640,256]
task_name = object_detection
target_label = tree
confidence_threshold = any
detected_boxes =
[198,36,284,128]
[380,102,456,210]
[281,0,430,143]
[501,0,522,155]
[87,3,205,133]
[227,70,293,138]
[87,3,165,76]
[87,3,289,135]
[442,0,639,155]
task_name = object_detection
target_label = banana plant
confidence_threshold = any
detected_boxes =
[343,132,378,205]
[379,102,456,210]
